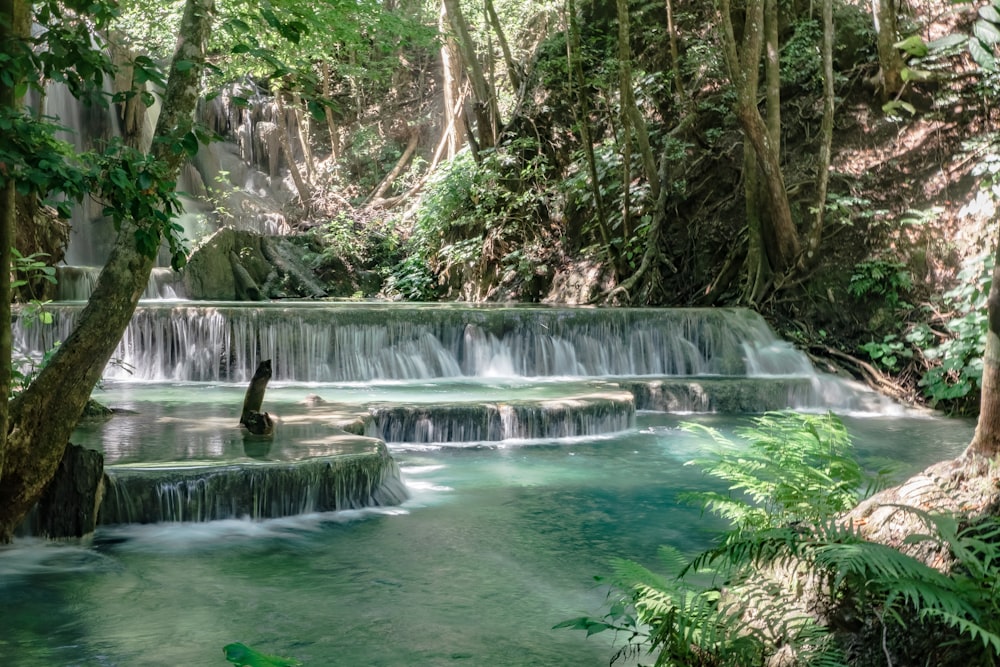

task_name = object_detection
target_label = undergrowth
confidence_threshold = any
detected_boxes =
[557,412,1000,666]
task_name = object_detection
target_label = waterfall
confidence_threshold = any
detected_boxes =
[14,304,817,384]
[41,79,294,275]
[366,392,635,444]
[100,447,408,524]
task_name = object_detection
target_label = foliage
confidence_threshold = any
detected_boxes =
[0,106,189,270]
[11,342,59,398]
[847,258,912,311]
[222,642,301,667]
[11,249,56,306]
[968,0,1000,72]
[780,19,823,93]
[681,412,889,533]
[859,333,913,372]
[911,250,992,408]
[559,412,872,665]
[390,139,555,299]
[557,413,1000,666]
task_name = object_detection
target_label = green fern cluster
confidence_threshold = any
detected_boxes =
[681,412,890,532]
[558,412,1000,666]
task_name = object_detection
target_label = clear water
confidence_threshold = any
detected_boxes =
[0,381,974,667]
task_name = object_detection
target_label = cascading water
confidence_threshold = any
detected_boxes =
[5,299,973,667]
[40,80,295,284]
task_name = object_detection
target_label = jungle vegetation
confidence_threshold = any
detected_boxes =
[4,0,1000,663]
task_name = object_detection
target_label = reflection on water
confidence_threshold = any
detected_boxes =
[0,387,976,666]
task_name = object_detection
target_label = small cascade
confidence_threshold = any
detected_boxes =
[47,77,294,278]
[366,392,635,444]
[100,444,407,524]
[55,266,184,301]
[15,305,813,384]
[625,377,819,413]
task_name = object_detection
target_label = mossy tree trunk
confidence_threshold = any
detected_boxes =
[872,0,905,98]
[0,0,30,486]
[966,229,1000,458]
[718,0,801,280]
[0,0,215,541]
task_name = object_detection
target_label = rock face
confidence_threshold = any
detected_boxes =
[182,227,331,300]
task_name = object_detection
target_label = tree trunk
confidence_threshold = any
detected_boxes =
[320,61,341,161]
[484,0,521,92]
[369,130,420,202]
[274,89,313,206]
[442,0,499,149]
[0,0,29,496]
[617,0,661,213]
[439,0,465,159]
[0,0,215,541]
[566,0,611,252]
[872,0,905,98]
[665,0,687,103]
[804,0,835,267]
[764,0,780,151]
[966,230,1000,458]
[718,0,801,275]
[291,92,315,182]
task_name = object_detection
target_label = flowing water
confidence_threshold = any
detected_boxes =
[1,304,975,666]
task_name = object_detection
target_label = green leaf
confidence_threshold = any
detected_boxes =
[970,36,998,71]
[174,59,195,72]
[894,35,929,56]
[901,67,932,82]
[980,5,1000,23]
[974,19,1000,46]
[109,168,129,191]
[883,100,917,117]
[223,642,301,667]
[181,131,200,157]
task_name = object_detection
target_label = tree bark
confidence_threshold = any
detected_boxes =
[273,89,312,206]
[665,0,687,103]
[290,92,315,182]
[320,61,341,161]
[439,1,465,160]
[240,359,274,436]
[966,230,1000,458]
[617,0,660,213]
[0,0,29,499]
[804,0,835,268]
[442,0,499,149]
[872,0,905,98]
[566,0,611,252]
[718,0,801,275]
[368,130,420,202]
[484,0,521,92]
[0,0,215,541]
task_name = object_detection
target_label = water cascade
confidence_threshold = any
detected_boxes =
[100,441,407,524]
[8,299,967,667]
[11,301,900,527]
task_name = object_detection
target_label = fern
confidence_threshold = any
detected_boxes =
[560,412,1000,666]
[682,412,883,532]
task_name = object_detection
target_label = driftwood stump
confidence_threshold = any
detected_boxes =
[240,359,274,436]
